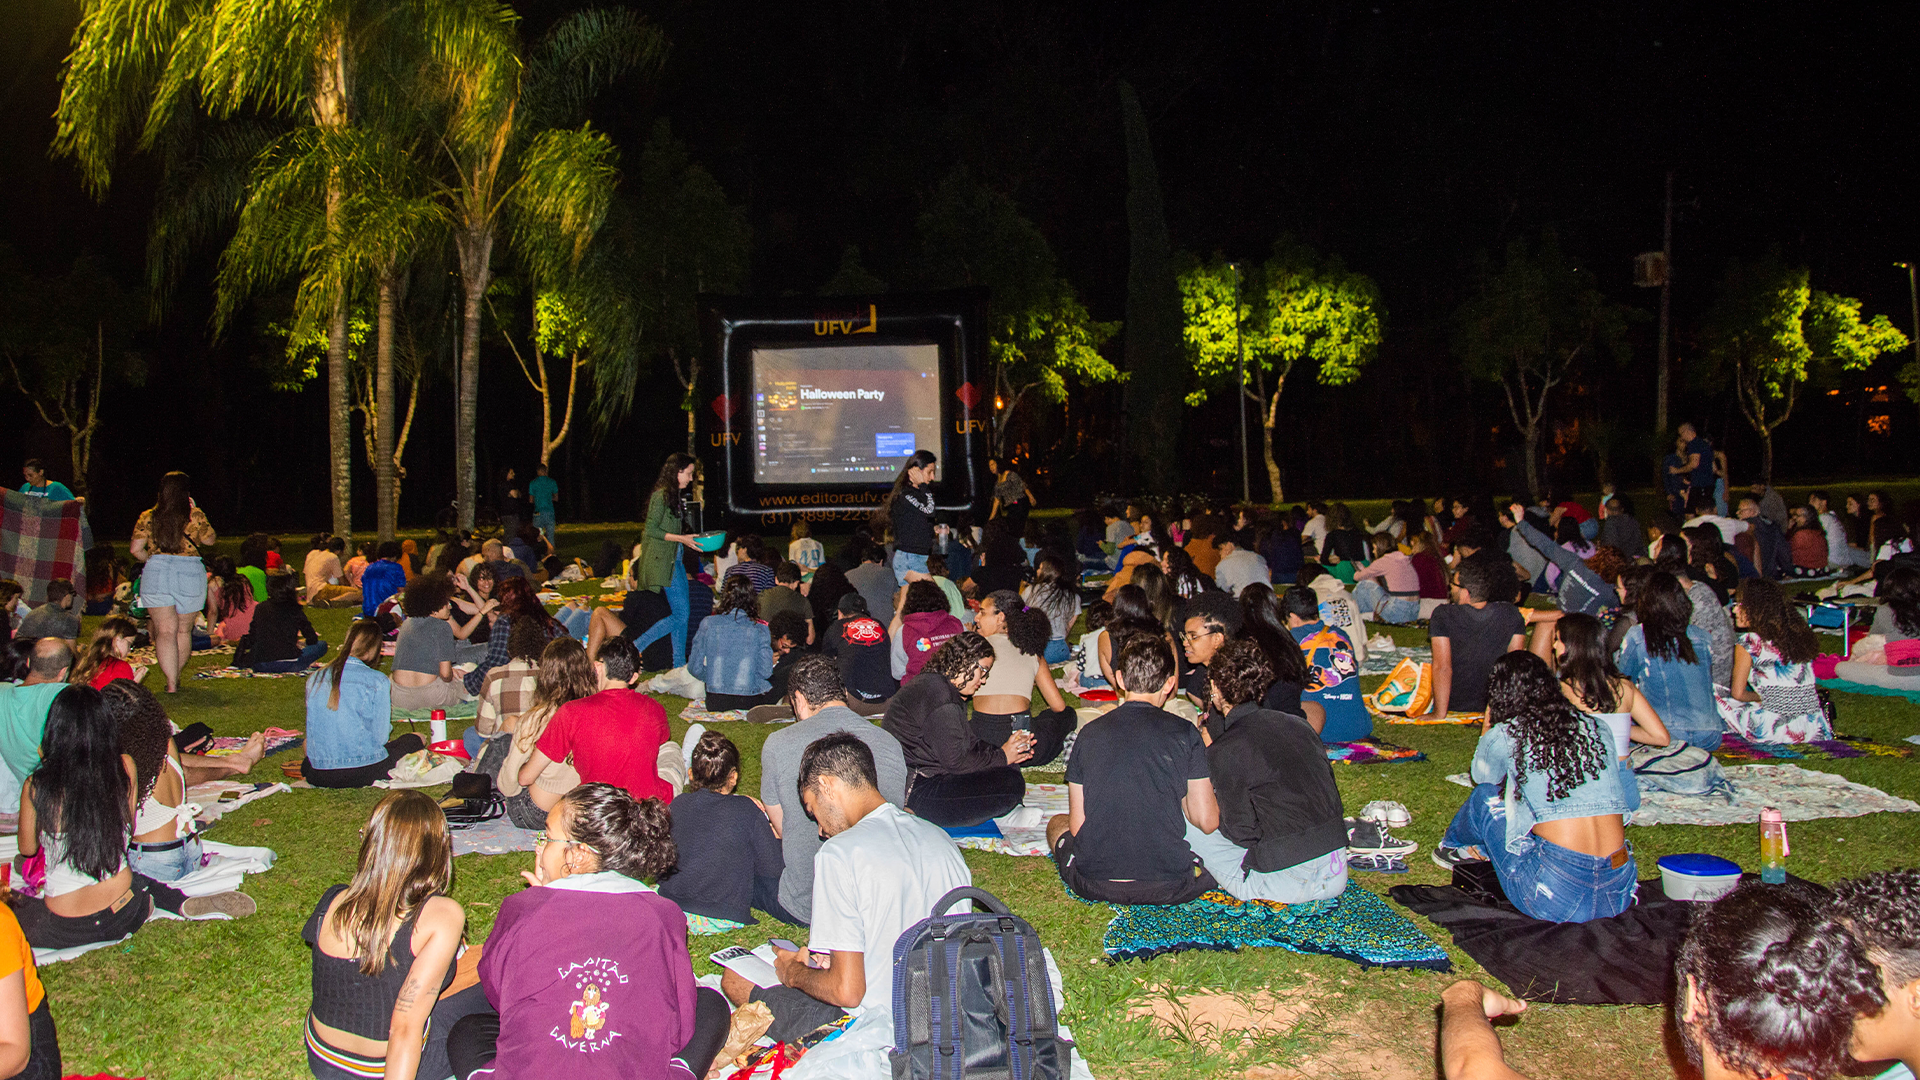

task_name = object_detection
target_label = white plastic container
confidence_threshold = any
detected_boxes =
[1658,854,1742,902]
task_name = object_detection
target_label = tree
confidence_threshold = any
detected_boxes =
[0,252,143,495]
[1703,253,1909,482]
[916,169,1120,457]
[434,8,663,528]
[1119,81,1185,495]
[1454,235,1630,499]
[1182,244,1383,503]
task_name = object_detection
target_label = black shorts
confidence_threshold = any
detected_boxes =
[1051,829,1218,906]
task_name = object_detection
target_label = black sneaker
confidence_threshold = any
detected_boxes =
[1345,818,1417,856]
[1430,844,1489,871]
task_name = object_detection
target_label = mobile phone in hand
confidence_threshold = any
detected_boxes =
[769,938,799,953]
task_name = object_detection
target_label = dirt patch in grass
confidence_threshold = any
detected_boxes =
[1128,977,1433,1080]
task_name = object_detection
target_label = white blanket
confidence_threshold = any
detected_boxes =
[30,840,276,965]
[1445,765,1920,827]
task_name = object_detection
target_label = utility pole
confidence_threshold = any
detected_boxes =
[1655,170,1674,440]
[1898,261,1920,428]
[1230,263,1251,504]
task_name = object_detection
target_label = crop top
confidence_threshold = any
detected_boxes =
[978,633,1040,699]
[133,756,194,837]
[304,884,454,1040]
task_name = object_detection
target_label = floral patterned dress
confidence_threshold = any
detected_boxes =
[1715,632,1831,743]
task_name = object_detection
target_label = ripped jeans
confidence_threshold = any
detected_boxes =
[1441,783,1638,923]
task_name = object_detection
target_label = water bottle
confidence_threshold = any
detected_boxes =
[1759,807,1789,884]
[429,708,447,744]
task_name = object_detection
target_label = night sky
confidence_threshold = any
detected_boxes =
[3,0,1916,531]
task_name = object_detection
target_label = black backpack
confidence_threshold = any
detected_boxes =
[889,886,1071,1080]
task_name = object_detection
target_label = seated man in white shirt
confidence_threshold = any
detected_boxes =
[1212,530,1272,598]
[720,731,972,1043]
[1684,491,1748,546]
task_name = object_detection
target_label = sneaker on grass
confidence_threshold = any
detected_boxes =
[1358,799,1411,829]
[1430,844,1489,871]
[1347,853,1410,874]
[1345,818,1417,856]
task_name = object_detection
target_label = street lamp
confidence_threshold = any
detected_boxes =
[1229,262,1250,504]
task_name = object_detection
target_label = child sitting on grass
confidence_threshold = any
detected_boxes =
[657,732,790,929]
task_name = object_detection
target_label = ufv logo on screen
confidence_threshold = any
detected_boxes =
[813,304,878,336]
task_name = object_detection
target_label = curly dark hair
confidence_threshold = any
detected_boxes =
[1456,551,1517,604]
[1677,880,1884,1080]
[101,679,174,807]
[400,572,457,619]
[1830,868,1920,987]
[713,574,757,617]
[924,631,995,684]
[1114,632,1177,693]
[1207,639,1274,708]
[902,580,949,617]
[1584,545,1633,585]
[563,783,676,880]
[1736,579,1819,664]
[985,590,1051,658]
[1484,651,1608,802]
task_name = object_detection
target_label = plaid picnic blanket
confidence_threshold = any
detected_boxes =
[0,490,90,604]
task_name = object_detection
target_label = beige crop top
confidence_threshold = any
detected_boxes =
[978,633,1040,699]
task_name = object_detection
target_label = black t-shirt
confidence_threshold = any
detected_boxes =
[1428,602,1526,712]
[768,643,810,700]
[1064,700,1211,881]
[1260,676,1305,717]
[250,600,318,661]
[824,615,897,703]
[891,484,937,556]
[657,788,784,924]
[1180,660,1210,703]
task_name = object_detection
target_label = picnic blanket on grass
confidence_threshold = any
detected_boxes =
[676,703,749,725]
[1820,678,1920,703]
[392,702,479,722]
[1712,731,1912,764]
[30,840,276,966]
[196,665,317,679]
[204,727,303,757]
[1445,764,1920,826]
[1390,862,1693,1004]
[1326,738,1427,765]
[1361,645,1430,676]
[1379,709,1486,726]
[0,489,89,604]
[128,642,234,666]
[947,783,1066,856]
[450,815,539,857]
[1087,881,1451,970]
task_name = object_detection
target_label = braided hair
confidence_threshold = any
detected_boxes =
[1484,651,1607,802]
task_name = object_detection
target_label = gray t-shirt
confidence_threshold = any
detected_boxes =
[846,562,898,623]
[759,704,910,923]
[392,615,458,675]
[16,604,80,641]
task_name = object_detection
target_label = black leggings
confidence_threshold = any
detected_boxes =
[12,873,188,950]
[301,734,427,788]
[970,708,1075,769]
[447,986,731,1080]
[13,999,59,1080]
[707,689,781,711]
[906,767,1026,827]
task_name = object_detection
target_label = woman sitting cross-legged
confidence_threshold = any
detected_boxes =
[480,638,596,829]
[1188,640,1350,904]
[303,791,487,1080]
[14,686,254,949]
[1430,652,1636,923]
[969,590,1075,769]
[206,556,257,647]
[302,620,426,788]
[102,680,202,882]
[657,731,792,929]
[1614,570,1720,750]
[446,784,730,1080]
[390,573,488,713]
[686,575,776,711]
[884,632,1036,827]
[248,572,328,674]
[1717,578,1831,745]
[1546,612,1670,812]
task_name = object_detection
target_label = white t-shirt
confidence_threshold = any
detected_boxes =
[808,802,972,1013]
[1685,513,1748,544]
[1819,510,1853,561]
[1301,514,1329,553]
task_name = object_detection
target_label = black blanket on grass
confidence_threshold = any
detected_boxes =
[1388,862,1696,1005]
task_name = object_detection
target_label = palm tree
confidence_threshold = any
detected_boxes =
[434,7,663,528]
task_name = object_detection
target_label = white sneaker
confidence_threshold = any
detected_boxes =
[1359,799,1411,829]
[680,723,706,774]
[995,805,1045,830]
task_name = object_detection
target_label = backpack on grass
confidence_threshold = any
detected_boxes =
[890,886,1071,1080]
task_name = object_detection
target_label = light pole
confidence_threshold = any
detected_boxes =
[1898,262,1920,374]
[1230,262,1250,504]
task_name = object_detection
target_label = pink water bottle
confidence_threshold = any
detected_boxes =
[1759,807,1789,884]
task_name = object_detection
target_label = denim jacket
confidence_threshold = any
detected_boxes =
[1616,624,1720,750]
[687,609,773,696]
[1512,518,1618,616]
[1471,720,1627,854]
[304,657,394,769]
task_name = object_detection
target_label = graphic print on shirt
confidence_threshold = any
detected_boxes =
[841,617,885,647]
[1300,628,1358,693]
[552,958,628,1052]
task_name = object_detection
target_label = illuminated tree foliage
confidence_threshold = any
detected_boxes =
[1703,252,1909,482]
[1182,243,1383,503]
[1454,234,1629,499]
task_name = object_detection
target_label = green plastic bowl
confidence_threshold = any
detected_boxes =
[688,530,729,553]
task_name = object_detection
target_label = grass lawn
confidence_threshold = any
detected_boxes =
[37,532,1920,1080]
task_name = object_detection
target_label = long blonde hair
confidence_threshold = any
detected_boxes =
[326,791,453,976]
[68,616,139,687]
[512,637,597,754]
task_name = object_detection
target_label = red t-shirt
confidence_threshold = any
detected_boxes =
[535,688,673,804]
[89,658,138,689]
[1555,501,1593,523]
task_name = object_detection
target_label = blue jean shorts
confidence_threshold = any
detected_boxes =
[140,553,208,614]
[892,550,929,579]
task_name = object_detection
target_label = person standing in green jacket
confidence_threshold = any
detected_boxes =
[633,454,703,668]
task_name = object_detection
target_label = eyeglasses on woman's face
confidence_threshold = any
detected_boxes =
[532,830,594,854]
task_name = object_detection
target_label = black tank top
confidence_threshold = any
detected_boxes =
[304,884,453,1039]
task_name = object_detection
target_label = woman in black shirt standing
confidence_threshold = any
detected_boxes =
[880,450,938,582]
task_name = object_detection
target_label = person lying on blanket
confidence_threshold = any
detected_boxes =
[1440,879,1886,1080]
[721,733,970,1045]
[1187,640,1349,904]
[1047,632,1223,906]
[1431,652,1636,924]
